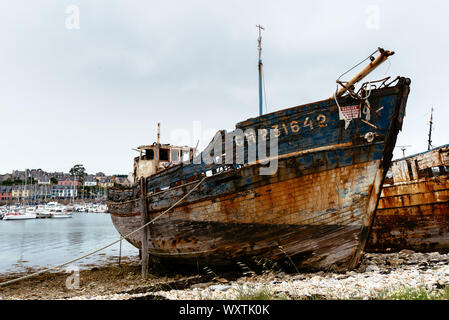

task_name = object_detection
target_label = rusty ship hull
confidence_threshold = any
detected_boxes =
[108,77,411,272]
[367,144,449,252]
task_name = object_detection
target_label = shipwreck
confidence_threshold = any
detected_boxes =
[107,39,411,272]
[367,144,449,252]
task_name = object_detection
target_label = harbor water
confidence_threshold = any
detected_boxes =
[0,212,138,275]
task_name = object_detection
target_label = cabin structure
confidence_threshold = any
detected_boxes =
[384,144,449,185]
[133,143,195,183]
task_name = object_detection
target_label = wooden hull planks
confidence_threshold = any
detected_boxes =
[108,77,411,271]
[367,145,449,252]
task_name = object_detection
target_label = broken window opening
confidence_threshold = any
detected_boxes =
[144,149,154,160]
[418,167,434,179]
[406,160,414,181]
[182,151,190,162]
[384,169,393,185]
[160,148,169,161]
[171,149,179,163]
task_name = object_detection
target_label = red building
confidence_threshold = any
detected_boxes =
[0,186,12,201]
[57,177,82,187]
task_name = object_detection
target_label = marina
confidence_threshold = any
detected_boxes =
[0,211,137,275]
[0,202,109,220]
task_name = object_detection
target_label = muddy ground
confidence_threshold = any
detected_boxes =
[1,251,449,300]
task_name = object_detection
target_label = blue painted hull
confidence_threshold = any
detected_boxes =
[108,77,411,271]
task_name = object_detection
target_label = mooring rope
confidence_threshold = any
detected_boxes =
[0,177,207,287]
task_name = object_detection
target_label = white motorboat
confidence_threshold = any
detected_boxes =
[3,209,37,220]
[36,205,52,218]
[50,208,72,219]
[98,204,108,213]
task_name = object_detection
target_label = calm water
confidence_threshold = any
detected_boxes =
[0,212,138,275]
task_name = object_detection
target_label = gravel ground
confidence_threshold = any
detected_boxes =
[1,250,449,300]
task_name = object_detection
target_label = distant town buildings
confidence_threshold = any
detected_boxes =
[52,185,77,199]
[0,168,130,204]
[38,177,51,185]
[0,186,12,201]
[83,176,98,187]
[11,185,31,199]
[57,176,82,187]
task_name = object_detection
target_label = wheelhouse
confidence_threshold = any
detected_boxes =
[133,143,195,183]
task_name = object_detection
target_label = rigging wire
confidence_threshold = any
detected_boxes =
[336,49,379,83]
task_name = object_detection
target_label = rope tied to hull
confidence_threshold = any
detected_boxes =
[0,177,207,287]
[334,81,374,130]
[333,89,352,130]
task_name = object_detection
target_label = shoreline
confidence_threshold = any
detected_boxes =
[1,251,449,300]
[0,251,137,277]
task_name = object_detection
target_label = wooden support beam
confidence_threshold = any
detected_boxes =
[139,177,149,278]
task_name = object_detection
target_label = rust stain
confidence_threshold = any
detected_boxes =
[367,145,449,252]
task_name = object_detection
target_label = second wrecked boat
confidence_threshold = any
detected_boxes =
[367,144,449,252]
[107,47,411,272]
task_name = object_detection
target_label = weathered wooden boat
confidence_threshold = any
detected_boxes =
[366,144,449,252]
[107,46,411,272]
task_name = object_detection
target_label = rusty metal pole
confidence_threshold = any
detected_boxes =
[139,177,149,278]
[332,47,395,98]
[257,25,264,116]
[155,123,161,170]
[428,107,433,151]
[118,237,122,267]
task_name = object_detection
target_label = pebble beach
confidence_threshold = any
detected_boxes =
[1,250,449,300]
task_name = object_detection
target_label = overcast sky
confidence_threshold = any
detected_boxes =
[0,0,447,175]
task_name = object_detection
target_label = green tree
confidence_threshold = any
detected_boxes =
[69,164,86,184]
[0,179,23,186]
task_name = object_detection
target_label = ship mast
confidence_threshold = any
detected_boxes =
[427,107,433,151]
[156,122,161,170]
[24,169,27,206]
[257,25,264,116]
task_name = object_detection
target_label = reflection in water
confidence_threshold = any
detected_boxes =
[0,213,138,275]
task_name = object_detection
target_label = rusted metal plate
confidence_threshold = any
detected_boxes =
[367,144,449,252]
